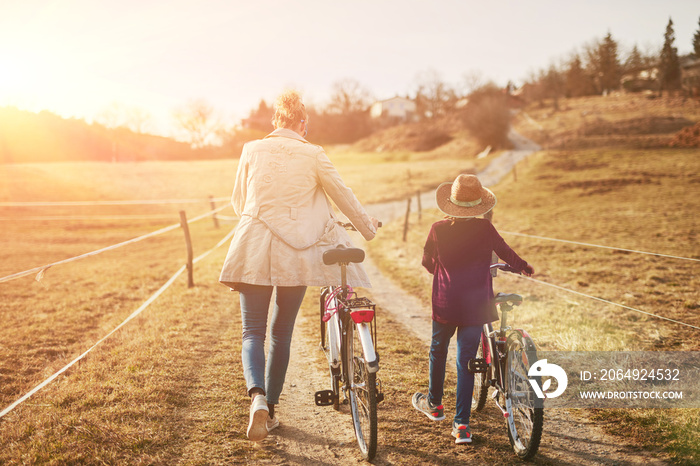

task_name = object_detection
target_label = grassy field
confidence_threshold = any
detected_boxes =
[365,95,700,463]
[1,94,698,463]
[0,140,486,463]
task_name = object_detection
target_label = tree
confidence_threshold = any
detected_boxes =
[659,18,681,93]
[693,16,700,58]
[565,53,594,97]
[544,64,565,110]
[322,79,374,143]
[460,83,511,149]
[624,45,645,76]
[413,69,457,119]
[327,79,372,115]
[173,100,220,148]
[586,32,620,94]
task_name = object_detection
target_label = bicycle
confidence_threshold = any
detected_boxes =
[314,223,383,460]
[470,263,543,460]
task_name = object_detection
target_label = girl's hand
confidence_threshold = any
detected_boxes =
[523,264,535,277]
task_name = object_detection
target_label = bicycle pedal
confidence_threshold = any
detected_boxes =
[314,390,336,406]
[467,358,489,374]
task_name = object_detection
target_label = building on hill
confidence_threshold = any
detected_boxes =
[370,96,417,123]
[621,66,659,93]
[681,57,700,97]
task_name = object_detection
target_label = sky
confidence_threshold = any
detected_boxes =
[1,0,698,138]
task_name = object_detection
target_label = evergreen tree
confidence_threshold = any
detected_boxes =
[585,33,620,94]
[659,18,681,92]
[599,32,621,93]
[565,54,588,97]
[624,45,644,75]
[693,16,700,58]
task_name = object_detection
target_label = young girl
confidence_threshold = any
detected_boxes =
[412,174,534,444]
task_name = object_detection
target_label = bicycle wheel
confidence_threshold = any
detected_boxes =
[505,332,543,460]
[344,321,377,460]
[471,333,489,412]
[320,288,340,410]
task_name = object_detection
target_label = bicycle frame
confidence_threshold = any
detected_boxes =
[317,243,382,460]
[471,263,543,460]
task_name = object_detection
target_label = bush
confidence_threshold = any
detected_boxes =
[460,84,512,149]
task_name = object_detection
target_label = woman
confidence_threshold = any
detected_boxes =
[219,90,379,442]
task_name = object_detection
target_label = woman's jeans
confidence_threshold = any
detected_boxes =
[239,284,307,405]
[428,320,483,425]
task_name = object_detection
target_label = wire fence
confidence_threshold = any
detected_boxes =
[0,225,237,420]
[398,193,699,331]
[0,197,229,207]
[0,204,231,284]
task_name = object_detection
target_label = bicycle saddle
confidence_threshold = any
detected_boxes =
[323,244,365,265]
[494,293,523,305]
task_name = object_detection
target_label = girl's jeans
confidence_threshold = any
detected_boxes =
[428,320,483,425]
[239,284,307,404]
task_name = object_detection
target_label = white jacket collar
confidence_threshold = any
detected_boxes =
[265,127,308,143]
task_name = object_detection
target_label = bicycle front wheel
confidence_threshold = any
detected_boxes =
[344,321,377,460]
[505,332,543,460]
[471,332,489,412]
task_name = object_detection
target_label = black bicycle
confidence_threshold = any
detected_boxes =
[470,263,543,459]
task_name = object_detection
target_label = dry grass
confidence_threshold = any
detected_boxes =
[514,93,700,151]
[0,140,486,463]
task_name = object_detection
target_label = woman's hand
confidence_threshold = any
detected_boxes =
[523,264,535,277]
[370,217,380,231]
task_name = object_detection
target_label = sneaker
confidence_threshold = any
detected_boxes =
[452,422,472,444]
[247,394,269,441]
[412,392,445,421]
[266,415,279,433]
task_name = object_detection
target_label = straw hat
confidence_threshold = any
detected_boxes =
[435,174,496,218]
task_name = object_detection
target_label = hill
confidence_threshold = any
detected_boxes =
[0,107,234,163]
[512,93,700,149]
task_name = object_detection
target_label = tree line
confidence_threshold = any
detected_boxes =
[522,17,700,107]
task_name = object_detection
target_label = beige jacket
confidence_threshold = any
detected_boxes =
[219,128,376,289]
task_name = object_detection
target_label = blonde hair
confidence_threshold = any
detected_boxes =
[272,90,307,129]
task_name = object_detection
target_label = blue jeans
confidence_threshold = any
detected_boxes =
[428,321,483,425]
[239,284,307,405]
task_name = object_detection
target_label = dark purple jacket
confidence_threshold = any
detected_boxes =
[422,218,530,326]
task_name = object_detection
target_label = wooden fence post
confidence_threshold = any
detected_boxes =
[416,190,422,221]
[402,197,411,242]
[179,210,194,288]
[209,195,220,229]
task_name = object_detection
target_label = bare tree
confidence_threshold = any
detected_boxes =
[173,100,220,148]
[460,70,486,96]
[327,79,373,114]
[125,107,152,134]
[413,69,457,119]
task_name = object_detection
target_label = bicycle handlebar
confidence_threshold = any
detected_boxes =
[339,221,382,231]
[490,263,520,274]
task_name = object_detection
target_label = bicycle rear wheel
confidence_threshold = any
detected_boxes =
[471,332,489,412]
[505,332,543,460]
[344,321,377,460]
